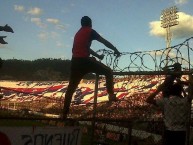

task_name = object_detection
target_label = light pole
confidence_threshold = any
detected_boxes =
[0,24,14,44]
[0,24,14,69]
[161,6,179,66]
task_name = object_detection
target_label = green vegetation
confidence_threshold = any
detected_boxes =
[0,58,95,81]
[0,58,71,81]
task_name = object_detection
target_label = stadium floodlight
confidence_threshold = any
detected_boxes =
[161,6,179,66]
[0,24,14,44]
[0,24,14,70]
[0,24,14,33]
[0,36,8,44]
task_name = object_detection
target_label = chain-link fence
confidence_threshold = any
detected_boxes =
[0,37,193,145]
[0,73,192,145]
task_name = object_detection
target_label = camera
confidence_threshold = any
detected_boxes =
[162,62,181,71]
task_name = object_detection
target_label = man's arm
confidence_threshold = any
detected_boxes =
[146,91,158,106]
[97,36,120,56]
[146,84,164,106]
[90,49,104,60]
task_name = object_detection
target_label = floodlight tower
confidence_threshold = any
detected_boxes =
[0,24,14,44]
[161,6,179,66]
[0,24,14,69]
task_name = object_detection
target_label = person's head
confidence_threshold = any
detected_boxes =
[162,62,182,72]
[81,16,92,27]
[170,83,183,97]
[173,62,181,72]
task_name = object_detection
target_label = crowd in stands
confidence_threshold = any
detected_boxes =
[0,75,190,121]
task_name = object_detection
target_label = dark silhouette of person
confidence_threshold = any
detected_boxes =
[161,62,182,97]
[63,16,120,119]
[146,82,191,145]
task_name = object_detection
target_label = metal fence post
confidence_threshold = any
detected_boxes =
[90,74,99,145]
[128,121,132,145]
[186,74,193,145]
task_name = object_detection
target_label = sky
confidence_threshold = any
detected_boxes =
[0,0,193,60]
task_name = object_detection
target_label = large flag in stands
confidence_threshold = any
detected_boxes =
[0,76,164,104]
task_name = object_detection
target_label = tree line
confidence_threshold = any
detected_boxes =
[0,58,94,81]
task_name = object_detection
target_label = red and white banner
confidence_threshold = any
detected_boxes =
[0,126,81,145]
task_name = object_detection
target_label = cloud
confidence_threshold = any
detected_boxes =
[31,18,47,28]
[173,12,193,38]
[27,7,43,16]
[50,31,59,39]
[14,5,67,46]
[14,5,42,16]
[149,51,163,57]
[175,0,188,5]
[14,5,25,12]
[38,31,49,41]
[149,21,165,37]
[46,18,68,32]
[14,5,66,31]
[149,12,193,39]
[47,18,60,25]
[56,41,63,47]
[0,44,6,48]
[38,31,59,41]
[56,24,69,32]
[38,31,66,48]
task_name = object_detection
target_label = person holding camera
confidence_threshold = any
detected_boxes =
[146,79,191,145]
[63,16,121,119]
[161,62,183,97]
